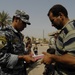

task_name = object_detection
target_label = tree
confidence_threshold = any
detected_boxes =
[0,11,11,28]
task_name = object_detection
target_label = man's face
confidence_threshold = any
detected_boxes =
[15,19,27,31]
[49,12,63,30]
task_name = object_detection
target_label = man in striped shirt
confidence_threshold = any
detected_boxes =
[42,4,75,75]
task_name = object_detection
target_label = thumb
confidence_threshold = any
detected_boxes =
[42,52,48,55]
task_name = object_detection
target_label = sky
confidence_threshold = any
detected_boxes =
[0,0,75,39]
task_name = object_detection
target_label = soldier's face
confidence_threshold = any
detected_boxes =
[16,19,27,31]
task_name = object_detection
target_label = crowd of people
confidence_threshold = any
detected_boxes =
[0,4,75,75]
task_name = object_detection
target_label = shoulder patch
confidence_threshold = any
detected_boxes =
[0,36,7,49]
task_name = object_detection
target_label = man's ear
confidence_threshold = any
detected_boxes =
[58,12,64,19]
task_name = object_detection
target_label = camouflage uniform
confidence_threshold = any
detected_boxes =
[0,25,27,75]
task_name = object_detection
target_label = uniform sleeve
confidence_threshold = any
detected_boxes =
[0,31,18,69]
[6,54,18,69]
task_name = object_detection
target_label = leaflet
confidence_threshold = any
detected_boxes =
[32,54,44,61]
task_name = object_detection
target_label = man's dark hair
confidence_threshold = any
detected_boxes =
[47,4,68,18]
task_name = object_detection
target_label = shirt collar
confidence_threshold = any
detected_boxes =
[11,25,18,33]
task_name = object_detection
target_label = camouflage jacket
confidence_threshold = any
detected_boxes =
[0,25,25,72]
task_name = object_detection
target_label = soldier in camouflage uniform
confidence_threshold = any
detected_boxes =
[0,10,35,75]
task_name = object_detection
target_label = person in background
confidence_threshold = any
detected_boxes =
[49,35,55,48]
[26,37,32,44]
[24,41,34,70]
[42,4,75,75]
[0,10,35,75]
[48,31,59,50]
[33,43,38,55]
[25,42,33,55]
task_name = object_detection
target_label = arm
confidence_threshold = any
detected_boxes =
[18,55,35,63]
[42,52,75,66]
[42,31,75,66]
[0,53,35,69]
[51,53,75,66]
[51,30,75,65]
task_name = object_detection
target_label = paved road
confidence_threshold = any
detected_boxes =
[27,45,49,75]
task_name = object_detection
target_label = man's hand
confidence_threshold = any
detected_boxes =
[42,52,75,66]
[41,52,52,64]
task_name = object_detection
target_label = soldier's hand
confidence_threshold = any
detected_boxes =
[18,55,35,63]
[23,55,36,63]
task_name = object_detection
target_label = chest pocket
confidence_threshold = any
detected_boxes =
[5,30,25,54]
[12,36,24,54]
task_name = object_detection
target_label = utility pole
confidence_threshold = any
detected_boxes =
[43,29,44,43]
